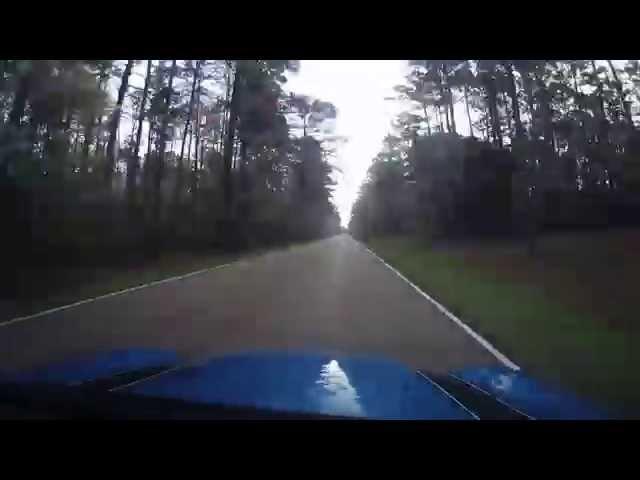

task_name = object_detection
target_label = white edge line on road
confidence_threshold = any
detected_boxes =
[363,245,521,372]
[2,262,233,328]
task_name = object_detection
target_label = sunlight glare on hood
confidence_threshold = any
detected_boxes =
[314,359,365,417]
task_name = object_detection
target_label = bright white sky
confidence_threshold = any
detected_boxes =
[285,61,408,226]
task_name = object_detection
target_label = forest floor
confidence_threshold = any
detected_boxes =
[6,246,282,323]
[367,228,640,417]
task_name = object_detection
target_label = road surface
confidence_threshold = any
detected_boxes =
[0,234,499,373]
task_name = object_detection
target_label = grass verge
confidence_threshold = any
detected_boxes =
[7,240,309,323]
[6,251,238,322]
[368,233,640,417]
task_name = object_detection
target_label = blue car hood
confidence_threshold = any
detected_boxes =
[2,349,607,419]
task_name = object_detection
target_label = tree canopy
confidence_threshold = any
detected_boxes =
[350,60,640,245]
[1,59,341,275]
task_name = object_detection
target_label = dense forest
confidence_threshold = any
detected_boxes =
[349,60,640,251]
[1,60,341,296]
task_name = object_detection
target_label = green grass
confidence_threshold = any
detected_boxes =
[368,232,640,417]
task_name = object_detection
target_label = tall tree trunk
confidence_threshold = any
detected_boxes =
[144,123,153,208]
[505,62,524,138]
[147,121,153,158]
[444,103,451,133]
[232,138,240,169]
[130,114,136,138]
[128,60,152,213]
[435,105,442,132]
[482,107,489,140]
[80,66,107,172]
[189,122,197,236]
[63,110,73,147]
[0,61,9,115]
[193,73,202,172]
[82,121,93,174]
[449,94,456,134]
[187,125,194,161]
[591,60,608,143]
[42,124,50,168]
[95,115,103,155]
[73,132,79,155]
[571,63,579,92]
[485,75,502,147]
[219,68,231,154]
[94,73,108,157]
[521,73,536,136]
[9,73,30,127]
[504,93,512,135]
[538,82,555,151]
[152,60,177,231]
[222,61,242,220]
[464,84,474,137]
[606,60,633,127]
[422,103,432,136]
[175,61,200,206]
[187,127,194,221]
[105,60,133,185]
[436,66,449,133]
[239,140,249,191]
[442,64,456,134]
[525,71,542,258]
[441,63,456,134]
[591,60,606,117]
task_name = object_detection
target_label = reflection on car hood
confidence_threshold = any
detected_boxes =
[124,352,474,419]
[453,367,607,420]
[2,349,607,419]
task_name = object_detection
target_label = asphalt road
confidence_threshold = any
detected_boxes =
[0,234,499,373]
